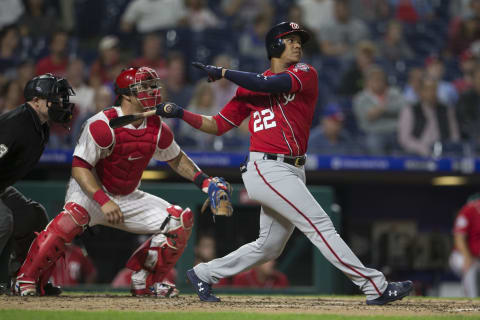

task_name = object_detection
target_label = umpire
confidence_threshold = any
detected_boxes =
[0,74,75,295]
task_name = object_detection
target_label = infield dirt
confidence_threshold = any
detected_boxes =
[1,294,480,316]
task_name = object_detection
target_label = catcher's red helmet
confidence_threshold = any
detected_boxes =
[114,66,162,108]
[265,22,310,59]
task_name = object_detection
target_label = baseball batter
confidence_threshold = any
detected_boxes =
[15,66,230,297]
[156,22,413,305]
[449,193,480,297]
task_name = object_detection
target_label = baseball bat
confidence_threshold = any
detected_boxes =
[108,109,156,129]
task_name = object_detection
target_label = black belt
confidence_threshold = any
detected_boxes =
[263,153,306,167]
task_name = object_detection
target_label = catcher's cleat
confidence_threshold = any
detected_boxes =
[43,282,62,296]
[131,281,179,298]
[14,275,37,296]
[186,269,220,302]
[366,280,413,305]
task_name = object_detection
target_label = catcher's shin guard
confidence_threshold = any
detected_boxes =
[15,202,89,296]
[127,205,193,292]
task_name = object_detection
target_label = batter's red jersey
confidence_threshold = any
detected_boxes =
[219,63,318,156]
[453,199,480,257]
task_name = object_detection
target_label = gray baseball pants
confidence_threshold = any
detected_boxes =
[194,152,387,299]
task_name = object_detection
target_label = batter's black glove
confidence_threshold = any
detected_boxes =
[155,102,184,118]
[192,62,223,82]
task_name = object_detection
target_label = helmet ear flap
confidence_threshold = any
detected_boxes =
[270,38,285,59]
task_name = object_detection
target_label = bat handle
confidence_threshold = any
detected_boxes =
[143,109,157,118]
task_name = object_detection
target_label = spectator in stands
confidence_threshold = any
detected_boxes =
[130,33,168,79]
[15,59,35,89]
[17,0,58,41]
[456,66,480,147]
[1,80,23,114]
[185,0,220,32]
[308,102,359,155]
[403,67,424,105]
[66,58,94,117]
[0,25,22,80]
[180,79,217,149]
[448,10,480,57]
[35,30,69,77]
[194,233,216,266]
[398,78,460,157]
[454,49,478,94]
[90,35,122,87]
[210,54,238,110]
[0,0,23,31]
[337,40,377,97]
[238,13,272,63]
[320,0,370,61]
[449,192,480,297]
[231,260,289,288]
[164,51,193,108]
[376,19,413,63]
[424,55,459,107]
[222,0,274,30]
[120,0,186,34]
[353,65,406,155]
[393,0,434,24]
[50,243,97,287]
[295,0,334,42]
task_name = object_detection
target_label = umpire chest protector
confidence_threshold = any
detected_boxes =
[95,108,160,195]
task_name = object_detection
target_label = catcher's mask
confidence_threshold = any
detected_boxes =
[24,73,75,124]
[114,66,162,108]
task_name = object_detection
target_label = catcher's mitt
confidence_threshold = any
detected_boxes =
[201,177,233,217]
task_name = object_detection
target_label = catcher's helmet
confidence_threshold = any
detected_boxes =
[24,73,75,124]
[114,66,162,108]
[265,22,310,59]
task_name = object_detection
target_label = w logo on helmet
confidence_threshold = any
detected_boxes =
[290,22,299,29]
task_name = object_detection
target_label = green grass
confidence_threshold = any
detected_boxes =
[1,310,479,320]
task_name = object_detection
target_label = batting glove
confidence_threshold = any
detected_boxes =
[192,62,224,82]
[155,102,184,118]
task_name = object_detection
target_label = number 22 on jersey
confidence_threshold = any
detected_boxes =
[253,109,276,132]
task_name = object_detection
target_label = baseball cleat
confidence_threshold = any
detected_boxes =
[14,275,37,296]
[366,280,413,305]
[186,268,220,302]
[43,282,62,296]
[131,282,179,298]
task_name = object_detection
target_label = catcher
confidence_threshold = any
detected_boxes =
[14,66,232,297]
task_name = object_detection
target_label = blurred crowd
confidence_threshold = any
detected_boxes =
[2,0,480,157]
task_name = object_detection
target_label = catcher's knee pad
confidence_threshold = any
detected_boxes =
[165,205,193,250]
[16,202,89,285]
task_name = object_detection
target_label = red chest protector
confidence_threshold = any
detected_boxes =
[96,108,160,195]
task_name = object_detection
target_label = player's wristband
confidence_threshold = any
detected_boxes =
[193,171,209,190]
[93,189,110,206]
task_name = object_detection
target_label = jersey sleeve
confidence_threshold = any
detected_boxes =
[72,115,111,167]
[217,88,252,127]
[285,63,318,94]
[453,205,472,234]
[153,121,181,162]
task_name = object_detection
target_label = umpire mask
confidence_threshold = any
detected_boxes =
[24,74,76,124]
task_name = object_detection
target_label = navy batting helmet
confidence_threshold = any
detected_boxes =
[265,22,310,59]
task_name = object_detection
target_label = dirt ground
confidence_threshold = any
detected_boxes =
[1,294,480,316]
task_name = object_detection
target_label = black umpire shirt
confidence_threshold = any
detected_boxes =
[0,103,49,192]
